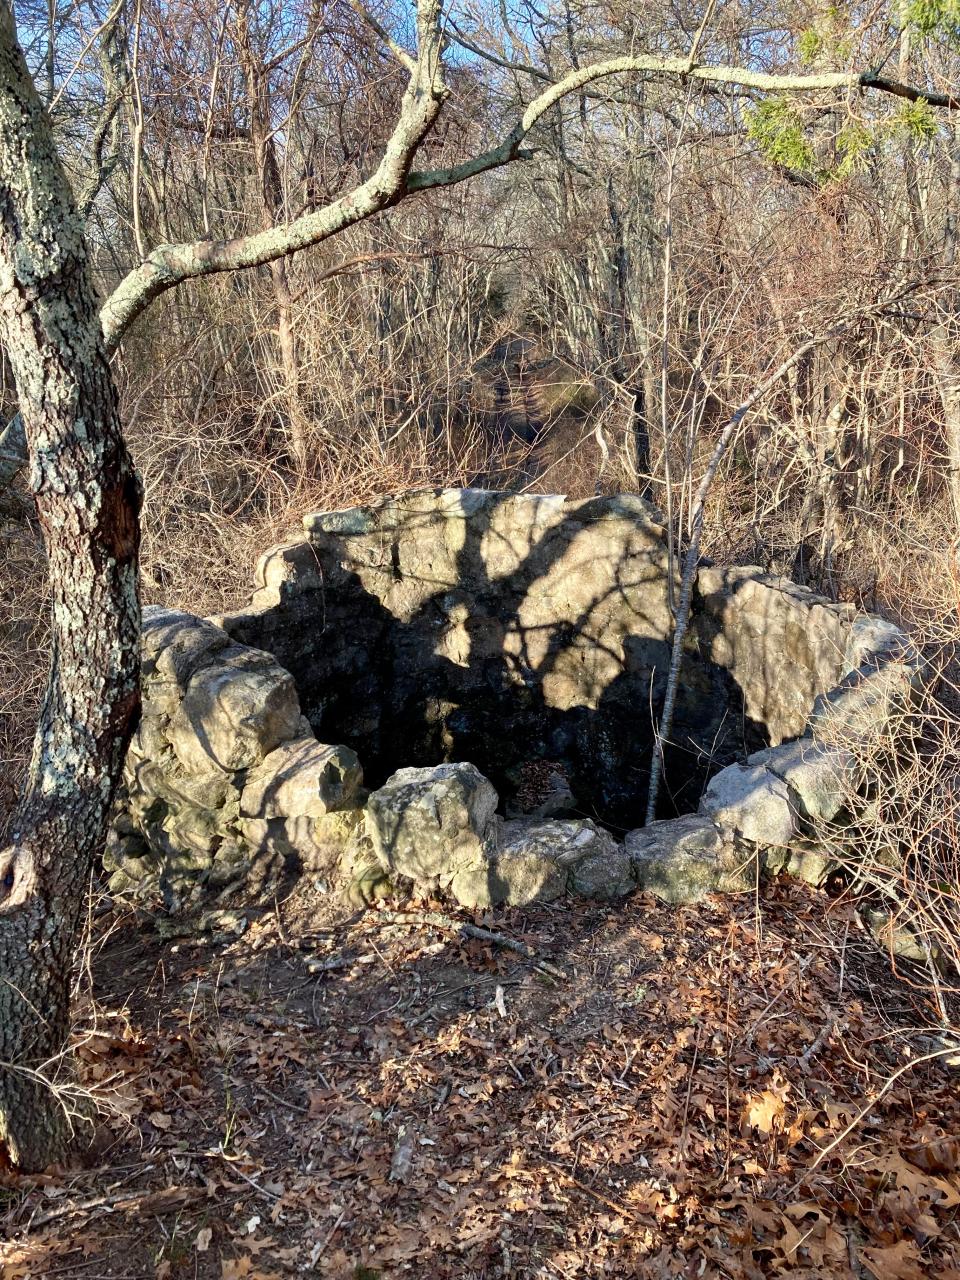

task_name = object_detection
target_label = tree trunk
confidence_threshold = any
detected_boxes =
[932,324,960,531]
[0,1,140,1171]
[937,120,960,536]
[236,4,308,470]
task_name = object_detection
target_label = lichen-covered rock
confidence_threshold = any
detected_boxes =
[691,567,855,745]
[626,814,754,902]
[747,739,856,824]
[765,841,835,886]
[565,833,633,899]
[106,612,363,916]
[477,822,568,906]
[169,646,301,774]
[486,818,630,907]
[364,762,499,893]
[342,827,395,906]
[700,763,799,846]
[241,738,362,818]
[126,757,233,813]
[809,662,920,749]
[863,908,937,964]
[142,606,230,672]
[310,809,366,868]
[140,608,233,715]
[112,493,919,920]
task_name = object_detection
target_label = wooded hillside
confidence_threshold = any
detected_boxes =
[0,0,959,1272]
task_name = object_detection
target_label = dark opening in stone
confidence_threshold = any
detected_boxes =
[110,489,921,916]
[217,490,854,830]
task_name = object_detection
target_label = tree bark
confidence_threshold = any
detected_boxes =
[936,120,960,536]
[932,323,960,531]
[235,3,308,469]
[0,0,453,1168]
[0,0,141,1172]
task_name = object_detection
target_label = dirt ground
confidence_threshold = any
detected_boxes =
[2,876,959,1279]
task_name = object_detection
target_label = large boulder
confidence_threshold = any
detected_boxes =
[691,567,855,745]
[364,762,499,894]
[747,739,856,824]
[484,818,631,907]
[168,646,301,774]
[482,821,568,906]
[699,762,799,846]
[241,737,362,818]
[626,813,754,903]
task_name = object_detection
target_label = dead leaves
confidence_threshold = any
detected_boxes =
[862,1238,927,1280]
[904,1134,960,1178]
[742,1087,787,1136]
[221,1258,281,1280]
[3,883,959,1278]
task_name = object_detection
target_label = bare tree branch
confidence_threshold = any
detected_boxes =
[347,0,416,72]
[98,0,446,349]
[1,30,957,491]
[95,52,960,351]
[644,285,928,823]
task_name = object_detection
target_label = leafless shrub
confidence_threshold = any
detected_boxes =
[0,506,46,844]
[808,526,960,1017]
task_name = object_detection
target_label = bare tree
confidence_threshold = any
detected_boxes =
[0,0,140,1169]
[1,0,958,1170]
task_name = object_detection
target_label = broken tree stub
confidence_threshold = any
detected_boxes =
[105,489,921,912]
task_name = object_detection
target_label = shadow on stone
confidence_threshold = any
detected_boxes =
[104,489,922,915]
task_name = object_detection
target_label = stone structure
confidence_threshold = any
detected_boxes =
[105,489,921,913]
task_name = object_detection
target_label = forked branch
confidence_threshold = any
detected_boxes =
[1,11,957,489]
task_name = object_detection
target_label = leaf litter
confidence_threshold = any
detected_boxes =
[1,877,958,1279]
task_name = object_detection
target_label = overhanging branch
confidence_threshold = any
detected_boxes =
[1,42,956,491]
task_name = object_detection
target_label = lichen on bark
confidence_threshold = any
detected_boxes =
[0,0,141,1172]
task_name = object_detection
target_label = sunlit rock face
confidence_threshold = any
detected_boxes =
[106,489,920,914]
[217,489,856,829]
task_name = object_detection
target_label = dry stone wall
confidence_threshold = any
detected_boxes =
[216,489,864,825]
[105,609,365,912]
[105,489,922,917]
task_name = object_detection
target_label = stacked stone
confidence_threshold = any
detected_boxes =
[629,613,924,901]
[104,608,363,912]
[105,491,924,920]
[351,762,633,910]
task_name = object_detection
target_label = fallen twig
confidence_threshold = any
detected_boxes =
[544,1161,646,1223]
[377,909,566,979]
[226,1162,284,1203]
[24,1185,192,1230]
[303,954,352,975]
[805,1043,960,1175]
[252,1081,310,1115]
[678,1025,703,1163]
[798,1013,839,1071]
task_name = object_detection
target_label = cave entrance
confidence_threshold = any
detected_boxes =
[300,630,770,832]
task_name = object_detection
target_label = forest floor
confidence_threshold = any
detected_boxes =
[2,877,959,1280]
